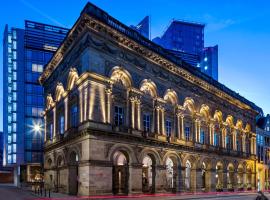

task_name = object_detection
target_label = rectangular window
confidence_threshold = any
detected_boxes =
[166,120,172,136]
[7,155,12,164]
[185,126,190,141]
[200,130,205,144]
[59,115,64,134]
[114,106,124,126]
[50,123,53,140]
[70,105,78,127]
[12,154,16,163]
[143,114,151,132]
[8,145,12,154]
[13,144,16,153]
[8,135,12,144]
[214,132,218,146]
[13,134,16,143]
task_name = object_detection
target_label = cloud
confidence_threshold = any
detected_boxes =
[19,0,67,27]
[201,14,236,32]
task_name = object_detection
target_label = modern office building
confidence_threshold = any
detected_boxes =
[256,114,270,191]
[152,20,218,80]
[41,2,259,196]
[0,131,3,166]
[2,21,68,184]
[130,16,150,39]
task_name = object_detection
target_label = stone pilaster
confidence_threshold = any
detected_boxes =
[64,97,68,131]
[130,164,142,194]
[105,88,112,124]
[196,168,202,192]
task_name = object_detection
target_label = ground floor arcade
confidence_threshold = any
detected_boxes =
[43,133,256,196]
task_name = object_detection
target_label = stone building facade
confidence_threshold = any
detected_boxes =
[39,3,259,196]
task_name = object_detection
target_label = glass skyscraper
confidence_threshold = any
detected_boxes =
[152,20,218,81]
[2,21,68,184]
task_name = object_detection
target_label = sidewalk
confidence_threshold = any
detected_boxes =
[28,190,267,200]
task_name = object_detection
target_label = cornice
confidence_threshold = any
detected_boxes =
[40,13,256,114]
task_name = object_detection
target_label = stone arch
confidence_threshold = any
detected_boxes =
[55,83,65,102]
[197,157,212,170]
[139,79,157,98]
[111,146,132,195]
[164,89,178,106]
[108,144,136,164]
[46,94,55,110]
[214,110,223,123]
[182,154,197,169]
[245,123,251,132]
[110,66,133,88]
[226,115,234,127]
[56,154,65,167]
[199,104,210,120]
[45,156,53,169]
[67,68,79,91]
[139,148,162,166]
[162,151,182,166]
[67,146,82,163]
[67,146,81,165]
[236,120,243,130]
[183,97,196,114]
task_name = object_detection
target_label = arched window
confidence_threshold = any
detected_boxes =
[214,131,219,146]
[166,119,172,137]
[166,158,174,189]
[185,160,191,190]
[185,125,191,141]
[236,132,241,151]
[70,105,78,127]
[200,129,205,144]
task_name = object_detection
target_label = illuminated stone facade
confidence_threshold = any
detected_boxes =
[40,3,258,196]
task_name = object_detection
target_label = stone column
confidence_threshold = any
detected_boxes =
[211,125,215,145]
[209,168,216,192]
[191,168,197,192]
[155,106,160,134]
[79,87,83,123]
[64,97,68,131]
[243,172,247,190]
[223,170,228,191]
[105,88,112,124]
[130,97,135,129]
[161,107,165,136]
[44,115,47,142]
[155,165,166,193]
[251,172,256,190]
[181,116,185,140]
[196,120,200,143]
[83,86,88,121]
[136,100,141,130]
[194,120,198,142]
[176,114,181,139]
[53,107,56,140]
[130,164,142,194]
[196,168,202,192]
[233,169,238,191]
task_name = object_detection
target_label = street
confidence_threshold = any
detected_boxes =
[0,184,269,200]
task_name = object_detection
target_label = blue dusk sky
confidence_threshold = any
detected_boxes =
[0,0,270,131]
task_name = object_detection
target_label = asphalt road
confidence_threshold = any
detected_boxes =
[0,185,36,200]
[0,185,269,200]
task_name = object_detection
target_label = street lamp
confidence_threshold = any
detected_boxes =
[33,124,42,133]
